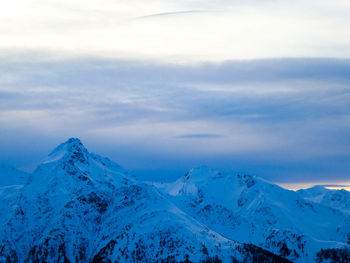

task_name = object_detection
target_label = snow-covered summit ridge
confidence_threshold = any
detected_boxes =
[44,137,89,164]
[298,185,350,213]
[159,166,350,262]
[168,165,266,198]
[184,165,225,180]
[41,137,123,172]
[26,138,127,197]
[298,185,328,196]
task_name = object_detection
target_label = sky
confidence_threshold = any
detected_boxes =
[0,0,349,187]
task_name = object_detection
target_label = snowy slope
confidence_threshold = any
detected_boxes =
[0,163,28,187]
[298,185,350,213]
[0,164,28,226]
[159,166,350,262]
[0,138,290,263]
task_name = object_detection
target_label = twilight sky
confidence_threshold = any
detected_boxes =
[0,0,349,186]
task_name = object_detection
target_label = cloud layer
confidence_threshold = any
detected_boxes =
[0,55,349,183]
[1,1,349,183]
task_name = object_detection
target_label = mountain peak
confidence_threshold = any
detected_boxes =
[184,165,224,182]
[45,137,89,164]
[63,137,84,149]
[28,138,127,195]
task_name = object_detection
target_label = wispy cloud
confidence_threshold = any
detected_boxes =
[174,133,223,139]
[137,10,204,20]
[0,0,349,62]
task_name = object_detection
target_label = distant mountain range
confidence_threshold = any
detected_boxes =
[0,138,349,262]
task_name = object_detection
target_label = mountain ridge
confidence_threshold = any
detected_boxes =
[156,165,350,262]
[0,138,293,262]
[0,138,349,262]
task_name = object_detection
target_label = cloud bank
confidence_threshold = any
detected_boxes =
[0,0,349,183]
[0,55,349,183]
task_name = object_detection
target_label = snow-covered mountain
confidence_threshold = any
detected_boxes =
[0,138,290,263]
[156,166,350,262]
[0,162,28,187]
[0,164,29,228]
[298,185,350,213]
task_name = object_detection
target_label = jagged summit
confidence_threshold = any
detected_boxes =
[27,138,127,193]
[50,137,85,153]
[45,137,88,164]
[184,165,224,181]
[41,138,124,173]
